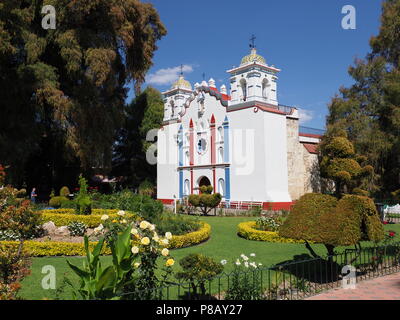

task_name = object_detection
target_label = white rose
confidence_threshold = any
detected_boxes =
[117,210,125,216]
[165,232,172,240]
[101,215,109,221]
[131,246,139,254]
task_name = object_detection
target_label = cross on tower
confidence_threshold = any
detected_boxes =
[180,64,183,76]
[250,34,256,49]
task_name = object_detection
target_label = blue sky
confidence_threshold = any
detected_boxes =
[134,0,384,129]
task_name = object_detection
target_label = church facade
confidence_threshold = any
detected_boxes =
[156,48,322,210]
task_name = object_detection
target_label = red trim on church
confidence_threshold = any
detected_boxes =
[159,199,175,205]
[299,133,323,139]
[189,119,194,166]
[210,114,216,164]
[227,104,288,115]
[262,202,293,211]
[221,93,231,101]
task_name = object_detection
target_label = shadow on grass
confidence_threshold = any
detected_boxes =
[271,254,342,284]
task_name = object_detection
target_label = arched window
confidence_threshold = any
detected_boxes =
[240,78,247,101]
[218,179,225,197]
[218,147,224,163]
[185,151,190,166]
[185,133,190,147]
[184,179,190,196]
[262,78,269,99]
[170,100,175,117]
[218,126,223,142]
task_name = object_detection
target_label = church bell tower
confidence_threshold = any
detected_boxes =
[227,38,281,107]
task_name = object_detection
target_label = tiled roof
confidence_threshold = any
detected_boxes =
[303,143,319,154]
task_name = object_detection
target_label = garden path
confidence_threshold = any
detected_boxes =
[307,272,400,300]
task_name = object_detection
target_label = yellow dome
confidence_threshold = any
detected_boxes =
[240,48,266,65]
[172,75,192,90]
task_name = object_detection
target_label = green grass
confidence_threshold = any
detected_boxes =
[18,217,400,300]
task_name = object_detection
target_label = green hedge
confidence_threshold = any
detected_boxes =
[237,221,305,244]
[0,222,212,256]
[38,209,137,227]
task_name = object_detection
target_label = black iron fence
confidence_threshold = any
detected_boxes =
[117,242,400,300]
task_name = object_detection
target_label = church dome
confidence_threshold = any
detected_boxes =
[172,75,192,90]
[240,48,266,66]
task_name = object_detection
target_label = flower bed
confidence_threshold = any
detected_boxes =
[237,221,305,244]
[0,222,212,256]
[168,222,211,249]
[39,209,137,228]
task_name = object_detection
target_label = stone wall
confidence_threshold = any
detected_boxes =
[286,118,321,200]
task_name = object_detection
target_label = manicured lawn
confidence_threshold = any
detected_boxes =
[18,217,400,300]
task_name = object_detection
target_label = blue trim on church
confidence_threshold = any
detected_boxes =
[223,117,231,207]
[178,126,184,199]
[224,167,231,207]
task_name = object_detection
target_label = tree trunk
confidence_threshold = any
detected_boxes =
[325,244,335,257]
[305,241,320,258]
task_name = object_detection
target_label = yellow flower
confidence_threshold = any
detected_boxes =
[161,248,169,256]
[121,219,127,224]
[160,239,169,246]
[152,234,160,242]
[166,259,175,267]
[134,262,140,268]
[165,232,172,240]
[131,228,138,235]
[149,224,156,231]
[112,219,117,223]
[101,215,109,221]
[140,221,150,229]
[141,237,150,245]
[131,246,139,254]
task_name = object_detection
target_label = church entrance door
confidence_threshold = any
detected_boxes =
[198,176,211,194]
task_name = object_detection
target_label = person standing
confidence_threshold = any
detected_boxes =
[30,188,37,204]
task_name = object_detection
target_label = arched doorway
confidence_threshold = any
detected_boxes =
[199,176,211,188]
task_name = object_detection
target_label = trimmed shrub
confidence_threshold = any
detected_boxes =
[168,222,211,249]
[188,186,222,215]
[176,253,224,298]
[39,210,137,228]
[0,222,211,256]
[49,196,69,208]
[0,241,111,257]
[60,186,70,197]
[75,175,92,215]
[279,193,338,244]
[279,193,385,255]
[238,221,305,244]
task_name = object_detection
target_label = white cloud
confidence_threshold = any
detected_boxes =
[297,108,313,124]
[146,65,194,86]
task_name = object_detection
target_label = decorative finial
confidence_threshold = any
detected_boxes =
[202,72,206,81]
[180,64,183,76]
[249,34,256,49]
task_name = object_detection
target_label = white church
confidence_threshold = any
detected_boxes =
[157,47,323,210]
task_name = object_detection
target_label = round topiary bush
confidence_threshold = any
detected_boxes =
[49,196,69,208]
[60,186,70,197]
[279,193,384,256]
